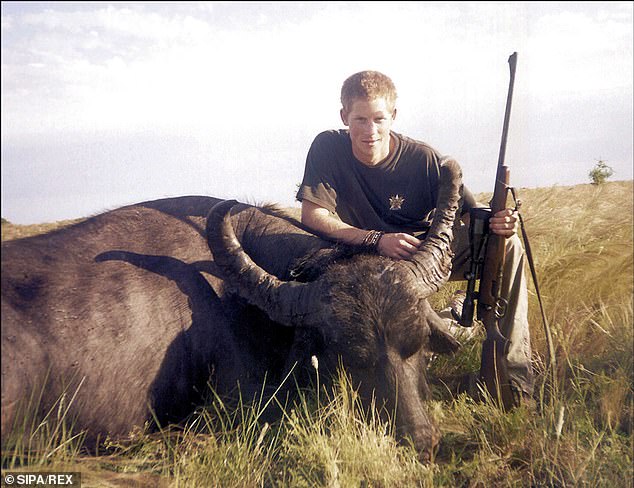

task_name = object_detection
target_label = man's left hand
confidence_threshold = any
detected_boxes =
[489,208,518,237]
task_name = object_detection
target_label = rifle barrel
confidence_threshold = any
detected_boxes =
[497,52,517,170]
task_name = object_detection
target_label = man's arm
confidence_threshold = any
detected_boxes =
[301,200,422,260]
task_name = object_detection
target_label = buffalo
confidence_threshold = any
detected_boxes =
[1,159,464,461]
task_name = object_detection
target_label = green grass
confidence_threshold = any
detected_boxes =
[2,180,633,486]
[2,373,86,470]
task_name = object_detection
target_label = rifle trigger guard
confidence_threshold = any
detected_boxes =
[495,298,508,319]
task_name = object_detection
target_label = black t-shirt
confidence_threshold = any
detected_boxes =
[296,130,475,237]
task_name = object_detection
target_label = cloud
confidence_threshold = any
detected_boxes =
[2,4,337,134]
[526,6,633,96]
[1,2,632,223]
[3,2,630,136]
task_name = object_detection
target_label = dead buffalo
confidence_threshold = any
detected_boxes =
[1,158,463,460]
[206,158,463,460]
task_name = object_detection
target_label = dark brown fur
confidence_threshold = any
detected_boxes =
[205,159,463,461]
[1,196,332,447]
[2,189,459,461]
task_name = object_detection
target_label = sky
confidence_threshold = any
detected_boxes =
[1,1,632,224]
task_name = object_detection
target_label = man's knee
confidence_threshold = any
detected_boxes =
[506,233,523,252]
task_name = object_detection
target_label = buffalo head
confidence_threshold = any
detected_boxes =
[206,158,464,461]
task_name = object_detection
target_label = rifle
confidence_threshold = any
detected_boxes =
[457,52,518,410]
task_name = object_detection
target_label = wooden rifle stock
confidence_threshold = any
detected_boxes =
[478,52,518,410]
[478,165,515,410]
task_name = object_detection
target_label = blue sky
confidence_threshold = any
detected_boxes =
[1,1,632,224]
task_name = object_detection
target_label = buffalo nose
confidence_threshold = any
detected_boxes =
[408,423,441,464]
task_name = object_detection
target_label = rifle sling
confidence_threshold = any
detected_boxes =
[508,187,557,381]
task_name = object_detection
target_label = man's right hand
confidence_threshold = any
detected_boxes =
[301,200,422,261]
[377,232,422,260]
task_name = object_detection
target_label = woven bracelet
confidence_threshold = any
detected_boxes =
[362,230,384,251]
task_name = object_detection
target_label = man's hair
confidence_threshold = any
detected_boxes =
[340,71,397,112]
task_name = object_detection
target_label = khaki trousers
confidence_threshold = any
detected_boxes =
[449,221,534,395]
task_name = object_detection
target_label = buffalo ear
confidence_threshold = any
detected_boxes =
[426,312,461,354]
[429,329,461,354]
[289,245,358,282]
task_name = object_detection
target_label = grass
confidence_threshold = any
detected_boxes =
[2,180,633,486]
[2,373,87,470]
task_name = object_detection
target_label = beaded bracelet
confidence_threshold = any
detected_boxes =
[362,230,384,251]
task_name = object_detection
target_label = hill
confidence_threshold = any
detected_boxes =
[1,217,83,242]
[3,180,632,243]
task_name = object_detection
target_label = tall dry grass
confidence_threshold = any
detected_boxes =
[2,180,633,486]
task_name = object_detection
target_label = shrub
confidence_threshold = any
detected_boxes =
[589,160,614,185]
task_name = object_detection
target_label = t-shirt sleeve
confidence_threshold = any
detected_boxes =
[295,132,339,213]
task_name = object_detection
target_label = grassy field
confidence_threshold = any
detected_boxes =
[2,180,633,487]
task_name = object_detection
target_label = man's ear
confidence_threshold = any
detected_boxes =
[340,108,349,126]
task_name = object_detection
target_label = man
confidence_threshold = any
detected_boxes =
[295,70,533,402]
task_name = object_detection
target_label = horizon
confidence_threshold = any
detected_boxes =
[2,1,632,224]
[4,178,632,227]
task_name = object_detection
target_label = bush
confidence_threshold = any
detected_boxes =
[589,160,614,185]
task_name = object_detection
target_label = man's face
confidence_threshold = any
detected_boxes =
[341,97,396,165]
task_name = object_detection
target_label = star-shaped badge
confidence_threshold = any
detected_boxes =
[389,194,405,211]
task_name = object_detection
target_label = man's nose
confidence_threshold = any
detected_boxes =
[364,120,379,134]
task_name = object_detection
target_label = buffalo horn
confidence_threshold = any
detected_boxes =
[206,200,321,327]
[402,158,463,297]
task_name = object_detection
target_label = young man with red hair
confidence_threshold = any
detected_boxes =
[296,70,533,402]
